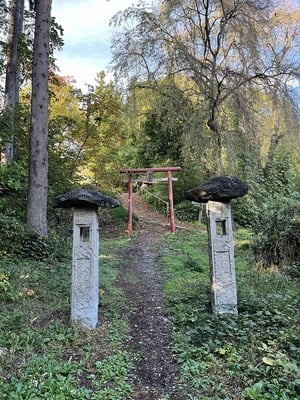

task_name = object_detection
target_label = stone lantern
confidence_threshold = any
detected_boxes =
[53,189,120,329]
[186,176,248,315]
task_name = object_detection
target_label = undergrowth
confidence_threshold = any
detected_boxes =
[159,229,300,400]
[1,213,299,399]
[0,236,135,400]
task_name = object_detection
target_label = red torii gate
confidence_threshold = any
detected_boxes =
[120,167,181,234]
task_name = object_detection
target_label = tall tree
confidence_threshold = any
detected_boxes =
[76,72,124,189]
[0,1,9,91]
[3,0,24,164]
[48,75,85,194]
[111,0,300,175]
[26,0,52,236]
[261,4,300,178]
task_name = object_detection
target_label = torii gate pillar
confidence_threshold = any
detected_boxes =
[121,167,181,234]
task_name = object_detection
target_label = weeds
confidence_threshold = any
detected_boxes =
[1,221,299,399]
[0,236,135,399]
[159,229,300,399]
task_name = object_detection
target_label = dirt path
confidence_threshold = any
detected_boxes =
[118,192,171,229]
[116,193,183,399]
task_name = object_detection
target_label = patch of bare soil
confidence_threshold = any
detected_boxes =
[116,193,184,399]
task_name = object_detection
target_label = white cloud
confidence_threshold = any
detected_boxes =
[52,0,136,89]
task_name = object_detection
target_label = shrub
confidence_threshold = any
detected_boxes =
[174,200,205,222]
[159,229,300,400]
[0,163,27,194]
[0,215,68,261]
[252,199,300,276]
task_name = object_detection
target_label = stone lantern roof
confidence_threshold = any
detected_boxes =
[53,189,120,209]
[185,175,248,203]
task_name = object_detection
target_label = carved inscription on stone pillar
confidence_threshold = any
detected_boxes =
[72,209,99,329]
[186,176,248,316]
[53,189,120,330]
[207,201,238,315]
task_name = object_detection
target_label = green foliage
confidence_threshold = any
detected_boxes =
[262,153,296,197]
[0,163,27,194]
[98,205,133,235]
[0,271,18,301]
[1,203,299,399]
[0,256,71,319]
[159,229,300,399]
[135,80,190,166]
[73,73,125,190]
[233,146,297,227]
[0,164,27,219]
[1,355,91,399]
[252,198,300,275]
[0,214,68,260]
[108,206,129,225]
[92,351,134,399]
[0,235,135,399]
[232,194,260,228]
[175,200,205,222]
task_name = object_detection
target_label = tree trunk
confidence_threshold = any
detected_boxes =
[2,0,24,165]
[263,94,283,178]
[207,118,223,175]
[26,0,52,236]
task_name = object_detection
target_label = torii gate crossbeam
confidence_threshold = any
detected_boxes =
[120,167,181,234]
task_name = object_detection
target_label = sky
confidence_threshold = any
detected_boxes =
[51,0,136,90]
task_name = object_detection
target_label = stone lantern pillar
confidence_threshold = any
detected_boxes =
[53,189,120,329]
[206,200,237,314]
[186,176,248,315]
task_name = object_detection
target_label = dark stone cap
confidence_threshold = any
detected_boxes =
[53,189,120,209]
[185,176,248,203]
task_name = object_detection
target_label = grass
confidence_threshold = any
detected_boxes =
[0,236,135,400]
[0,220,299,399]
[158,229,300,400]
